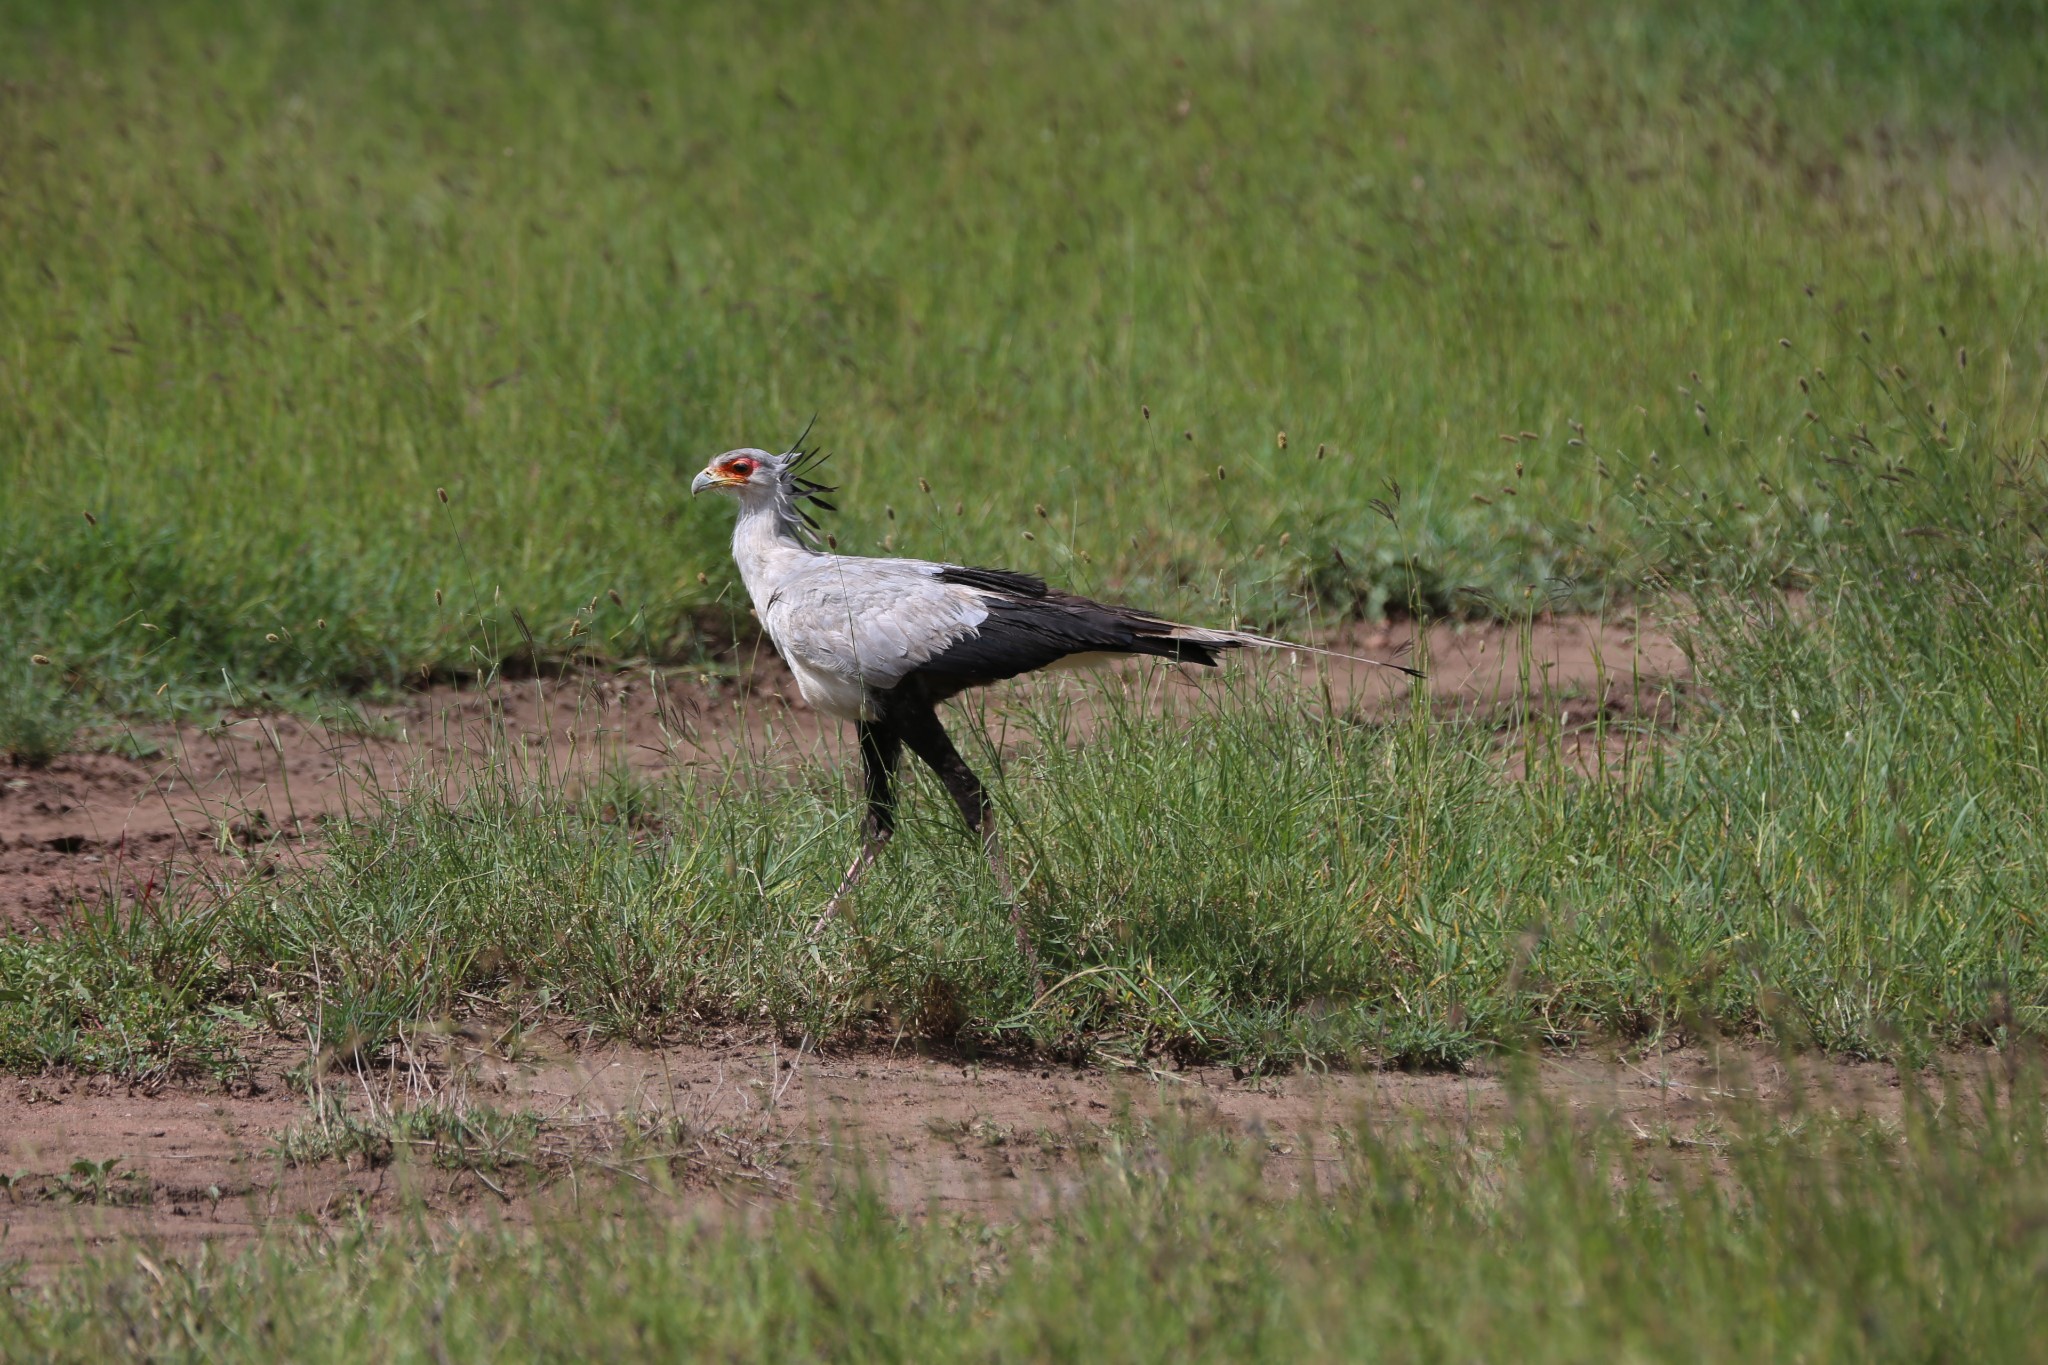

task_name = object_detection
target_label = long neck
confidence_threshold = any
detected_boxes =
[729,489,818,611]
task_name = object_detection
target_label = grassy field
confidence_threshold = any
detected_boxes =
[8,1075,2048,1362]
[6,0,2048,1350]
[3,0,2044,726]
[7,366,2043,1078]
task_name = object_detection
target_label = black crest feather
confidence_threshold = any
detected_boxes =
[779,415,838,539]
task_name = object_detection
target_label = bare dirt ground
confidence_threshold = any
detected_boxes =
[0,613,1686,934]
[0,1027,1956,1278]
[0,613,1705,1273]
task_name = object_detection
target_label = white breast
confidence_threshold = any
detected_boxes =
[782,655,874,720]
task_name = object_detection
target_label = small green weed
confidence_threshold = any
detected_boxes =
[0,662,75,768]
[0,921,244,1086]
[52,1157,141,1207]
[272,1100,543,1176]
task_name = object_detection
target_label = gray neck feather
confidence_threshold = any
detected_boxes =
[730,484,820,602]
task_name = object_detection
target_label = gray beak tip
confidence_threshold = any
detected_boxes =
[689,470,715,496]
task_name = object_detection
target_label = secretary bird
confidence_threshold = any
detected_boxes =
[691,437,1417,967]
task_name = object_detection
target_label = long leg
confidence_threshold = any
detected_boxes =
[894,698,1034,971]
[813,719,900,934]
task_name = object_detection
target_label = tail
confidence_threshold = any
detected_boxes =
[1161,623,1425,679]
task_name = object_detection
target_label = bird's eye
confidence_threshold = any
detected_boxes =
[727,459,756,477]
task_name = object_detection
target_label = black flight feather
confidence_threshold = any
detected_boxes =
[934,565,1049,598]
[912,578,1223,687]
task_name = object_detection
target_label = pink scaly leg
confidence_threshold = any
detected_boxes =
[812,829,889,937]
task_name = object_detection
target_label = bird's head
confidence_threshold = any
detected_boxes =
[691,428,839,541]
[690,448,779,499]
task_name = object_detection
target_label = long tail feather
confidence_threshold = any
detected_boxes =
[1166,624,1425,679]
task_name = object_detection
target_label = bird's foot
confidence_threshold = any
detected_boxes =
[981,828,1041,994]
[809,899,845,939]
[812,836,886,938]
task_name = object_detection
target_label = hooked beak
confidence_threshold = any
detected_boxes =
[691,467,740,495]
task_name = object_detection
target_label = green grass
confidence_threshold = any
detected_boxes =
[3,0,2045,726]
[2,0,2044,1076]
[6,351,2043,1075]
[9,1073,2048,1361]
[269,1097,545,1175]
[0,656,75,766]
[5,0,2048,1349]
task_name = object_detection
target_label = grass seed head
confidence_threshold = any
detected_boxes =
[1276,431,1287,449]
[917,478,930,494]
[1315,443,1326,459]
[30,654,51,666]
[1778,337,1792,349]
[436,486,448,503]
[434,588,444,604]
[1957,347,1968,369]
[607,589,622,606]
[81,510,96,526]
[1034,503,1047,518]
